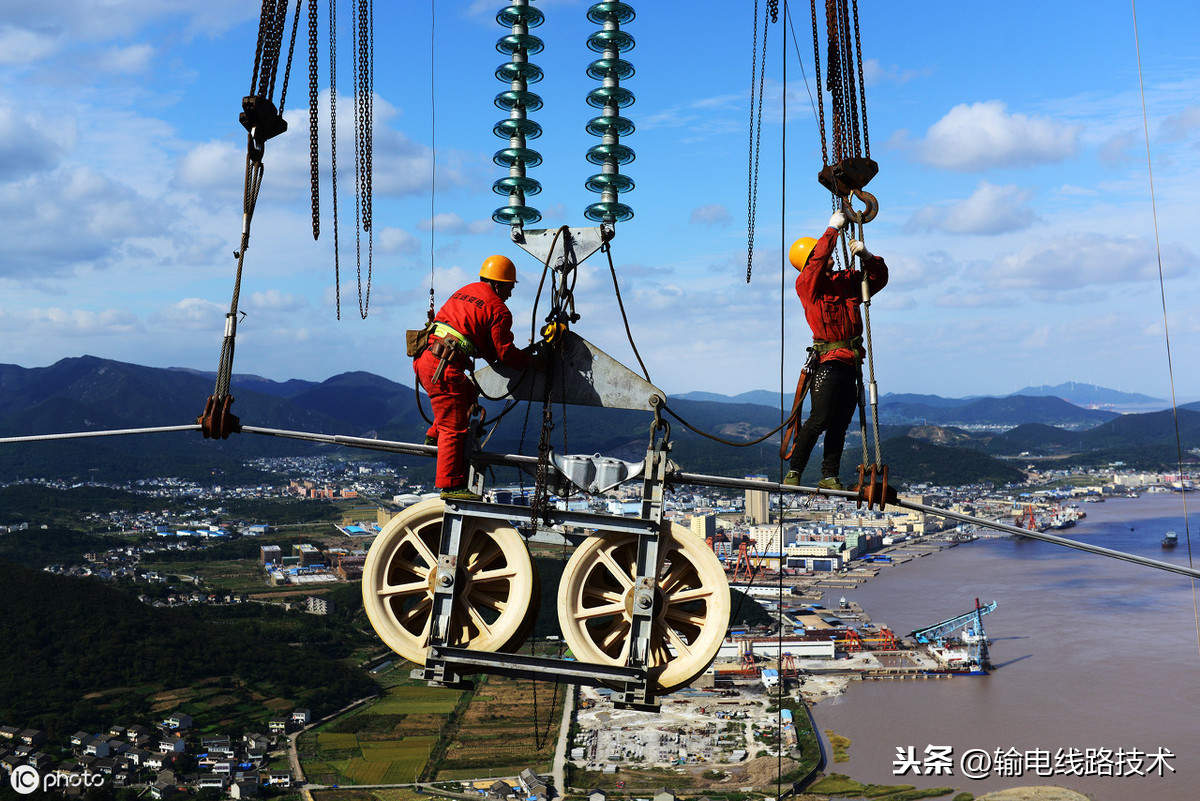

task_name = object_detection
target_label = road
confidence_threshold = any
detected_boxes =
[550,684,575,795]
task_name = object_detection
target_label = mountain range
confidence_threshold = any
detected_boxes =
[0,356,1195,486]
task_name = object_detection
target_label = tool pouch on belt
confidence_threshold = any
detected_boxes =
[429,338,465,382]
[406,322,435,358]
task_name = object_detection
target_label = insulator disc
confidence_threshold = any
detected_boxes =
[493,175,543,197]
[495,89,544,112]
[584,200,634,223]
[587,1,636,25]
[585,142,636,166]
[586,57,635,82]
[493,205,543,226]
[585,172,635,195]
[586,29,635,54]
[496,32,545,56]
[496,61,544,84]
[586,114,635,138]
[497,5,545,28]
[586,86,635,110]
[494,117,544,140]
[493,146,544,169]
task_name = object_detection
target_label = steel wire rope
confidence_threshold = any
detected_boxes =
[776,6,788,789]
[427,0,437,322]
[1131,0,1199,657]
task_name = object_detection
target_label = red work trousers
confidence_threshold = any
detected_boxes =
[414,348,478,489]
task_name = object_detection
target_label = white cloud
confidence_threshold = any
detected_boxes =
[3,306,141,337]
[908,101,1080,171]
[987,234,1195,291]
[1098,131,1137,166]
[1160,106,1200,142]
[153,298,225,331]
[690,204,731,227]
[96,42,156,74]
[0,25,59,64]
[0,103,68,180]
[419,212,492,236]
[863,58,932,86]
[377,226,421,255]
[174,140,243,193]
[247,290,306,313]
[0,166,170,276]
[906,181,1037,235]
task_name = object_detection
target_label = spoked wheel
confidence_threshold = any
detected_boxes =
[362,498,538,665]
[557,521,730,694]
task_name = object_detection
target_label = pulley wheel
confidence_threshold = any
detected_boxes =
[362,499,538,665]
[557,521,730,694]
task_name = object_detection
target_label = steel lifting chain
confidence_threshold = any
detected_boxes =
[351,0,374,319]
[745,0,778,283]
[308,0,320,240]
[330,0,342,317]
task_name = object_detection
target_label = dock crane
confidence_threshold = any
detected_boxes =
[909,598,996,671]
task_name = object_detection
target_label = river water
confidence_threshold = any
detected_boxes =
[809,493,1200,800]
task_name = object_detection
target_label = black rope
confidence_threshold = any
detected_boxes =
[602,242,652,382]
[659,400,799,448]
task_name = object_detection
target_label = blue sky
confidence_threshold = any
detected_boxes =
[1,1,1198,404]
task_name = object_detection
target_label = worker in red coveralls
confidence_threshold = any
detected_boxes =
[783,209,888,491]
[414,255,541,500]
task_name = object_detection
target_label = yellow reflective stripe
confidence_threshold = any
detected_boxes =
[432,323,477,356]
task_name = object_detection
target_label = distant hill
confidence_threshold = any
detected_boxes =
[0,356,1194,485]
[881,395,1118,429]
[1014,381,1162,408]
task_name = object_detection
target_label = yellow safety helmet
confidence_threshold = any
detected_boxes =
[788,237,818,272]
[479,254,518,283]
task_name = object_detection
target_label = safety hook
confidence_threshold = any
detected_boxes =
[840,189,879,226]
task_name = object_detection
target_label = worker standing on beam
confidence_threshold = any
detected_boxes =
[783,210,889,490]
[414,255,542,500]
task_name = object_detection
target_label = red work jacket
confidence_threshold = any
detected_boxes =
[795,226,888,365]
[433,281,531,370]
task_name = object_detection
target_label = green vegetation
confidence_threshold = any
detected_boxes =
[808,775,955,799]
[0,526,119,566]
[824,730,851,762]
[0,560,377,735]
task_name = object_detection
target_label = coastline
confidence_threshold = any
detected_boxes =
[797,493,1199,801]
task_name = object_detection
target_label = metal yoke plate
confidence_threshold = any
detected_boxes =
[474,330,664,410]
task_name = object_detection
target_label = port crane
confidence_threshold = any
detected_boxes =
[910,598,996,670]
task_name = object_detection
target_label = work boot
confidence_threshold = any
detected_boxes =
[423,434,438,446]
[782,471,802,486]
[818,476,846,491]
[440,487,482,501]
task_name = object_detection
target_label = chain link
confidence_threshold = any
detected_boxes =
[330,0,341,318]
[308,0,320,240]
[745,1,772,284]
[352,0,374,319]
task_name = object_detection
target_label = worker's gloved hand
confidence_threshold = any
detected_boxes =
[528,352,548,372]
[849,239,873,260]
[828,209,848,231]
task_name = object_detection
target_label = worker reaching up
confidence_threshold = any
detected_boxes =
[783,210,888,490]
[414,255,543,500]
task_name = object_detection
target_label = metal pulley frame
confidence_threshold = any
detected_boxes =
[362,422,732,712]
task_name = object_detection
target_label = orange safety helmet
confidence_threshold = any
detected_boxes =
[479,254,518,283]
[788,237,818,272]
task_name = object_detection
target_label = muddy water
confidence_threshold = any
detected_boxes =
[810,493,1200,800]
